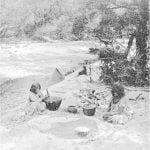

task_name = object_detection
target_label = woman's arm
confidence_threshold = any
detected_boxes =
[104,111,121,116]
[29,92,42,102]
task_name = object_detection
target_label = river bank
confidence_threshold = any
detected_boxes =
[0,40,96,125]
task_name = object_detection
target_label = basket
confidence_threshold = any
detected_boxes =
[45,96,62,111]
[75,127,90,137]
[67,106,78,113]
[83,104,96,116]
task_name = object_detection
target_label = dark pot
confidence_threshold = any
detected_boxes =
[45,97,62,111]
[83,104,96,116]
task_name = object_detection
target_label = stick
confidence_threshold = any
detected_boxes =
[124,87,150,92]
[46,89,50,97]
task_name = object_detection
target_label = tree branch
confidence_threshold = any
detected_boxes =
[109,1,138,10]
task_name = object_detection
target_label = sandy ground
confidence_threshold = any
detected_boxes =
[0,40,150,150]
[0,41,95,121]
[0,71,150,150]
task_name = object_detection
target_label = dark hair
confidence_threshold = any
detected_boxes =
[111,83,125,99]
[30,82,41,94]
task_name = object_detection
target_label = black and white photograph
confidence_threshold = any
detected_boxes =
[0,0,149,150]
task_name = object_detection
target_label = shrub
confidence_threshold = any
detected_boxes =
[72,15,88,40]
[99,47,149,87]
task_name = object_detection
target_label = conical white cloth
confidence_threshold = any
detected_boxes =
[48,68,64,86]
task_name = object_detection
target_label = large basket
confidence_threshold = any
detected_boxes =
[83,104,96,116]
[45,96,62,111]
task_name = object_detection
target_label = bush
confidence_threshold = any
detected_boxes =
[99,47,149,87]
[52,16,74,40]
[72,15,88,40]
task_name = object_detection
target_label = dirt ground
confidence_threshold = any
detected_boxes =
[0,71,150,150]
[0,41,95,124]
[0,41,150,150]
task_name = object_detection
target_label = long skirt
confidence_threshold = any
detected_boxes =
[25,102,46,116]
[103,113,131,124]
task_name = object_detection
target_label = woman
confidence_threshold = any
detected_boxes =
[103,84,134,124]
[26,82,49,115]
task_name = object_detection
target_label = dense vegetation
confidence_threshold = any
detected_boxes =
[0,0,147,41]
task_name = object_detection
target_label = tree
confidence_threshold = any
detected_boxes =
[135,0,149,69]
[106,0,149,68]
[94,0,149,86]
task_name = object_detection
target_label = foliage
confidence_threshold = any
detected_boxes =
[72,15,88,40]
[99,47,149,87]
[0,0,141,40]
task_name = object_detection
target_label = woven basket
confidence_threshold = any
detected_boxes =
[45,96,62,111]
[67,106,78,113]
[83,104,96,116]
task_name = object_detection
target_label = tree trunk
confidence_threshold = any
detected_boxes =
[125,29,136,58]
[136,0,149,69]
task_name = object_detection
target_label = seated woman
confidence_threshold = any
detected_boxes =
[103,84,134,124]
[26,82,49,115]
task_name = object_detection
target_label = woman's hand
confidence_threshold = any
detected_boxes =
[42,95,50,102]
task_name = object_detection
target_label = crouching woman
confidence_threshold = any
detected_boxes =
[103,84,134,124]
[26,82,49,115]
